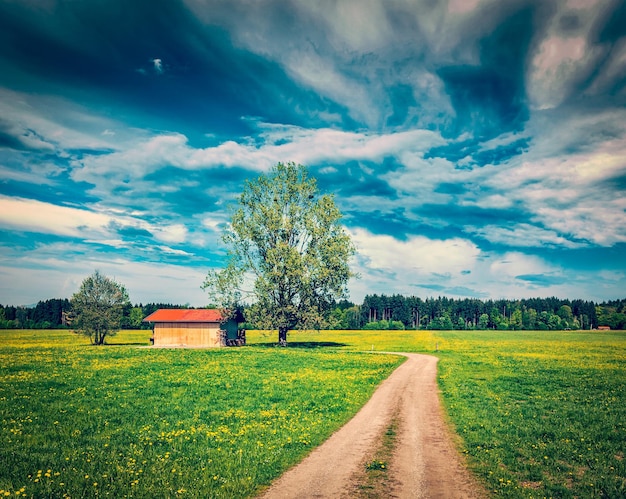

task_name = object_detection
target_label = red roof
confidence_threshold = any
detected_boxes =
[143,309,223,323]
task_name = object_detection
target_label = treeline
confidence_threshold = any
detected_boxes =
[327,295,626,331]
[0,300,191,329]
[0,299,71,329]
[2,295,625,331]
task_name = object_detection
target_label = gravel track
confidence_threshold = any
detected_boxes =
[257,353,486,499]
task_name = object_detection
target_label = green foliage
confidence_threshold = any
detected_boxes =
[360,294,603,331]
[128,307,145,329]
[362,320,405,330]
[203,162,356,344]
[0,300,70,329]
[70,271,130,345]
[596,303,626,329]
[358,420,397,496]
[327,307,349,329]
[365,460,387,470]
[478,313,489,330]
[429,312,454,330]
[3,296,624,332]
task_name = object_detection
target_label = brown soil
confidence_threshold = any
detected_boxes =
[257,353,487,498]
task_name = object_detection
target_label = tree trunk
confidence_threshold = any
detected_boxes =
[95,329,106,345]
[278,327,288,346]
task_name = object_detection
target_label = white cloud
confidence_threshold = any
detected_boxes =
[71,133,189,185]
[344,229,588,302]
[158,245,193,256]
[0,88,125,151]
[84,239,129,248]
[319,0,391,53]
[0,196,113,238]
[0,165,57,186]
[383,153,459,196]
[534,201,626,246]
[348,228,483,302]
[284,51,379,125]
[66,104,626,255]
[475,130,626,246]
[0,196,191,246]
[466,224,582,248]
[74,124,445,185]
[350,228,480,275]
[488,251,554,280]
[201,216,228,234]
[526,0,613,110]
[528,36,601,109]
[152,58,163,74]
[152,224,188,244]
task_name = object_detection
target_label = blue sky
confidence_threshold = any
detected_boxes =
[1,0,625,306]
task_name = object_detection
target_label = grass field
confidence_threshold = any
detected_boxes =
[1,328,625,498]
[433,330,626,498]
[0,329,402,498]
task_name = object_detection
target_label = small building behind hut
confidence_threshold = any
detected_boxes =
[143,309,245,347]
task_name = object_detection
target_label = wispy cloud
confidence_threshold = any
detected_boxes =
[0,196,113,238]
[73,124,444,185]
[0,196,192,248]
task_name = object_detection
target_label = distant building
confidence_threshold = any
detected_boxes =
[597,325,611,331]
[143,309,245,347]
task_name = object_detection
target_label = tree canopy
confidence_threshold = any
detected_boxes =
[70,270,130,345]
[203,162,356,344]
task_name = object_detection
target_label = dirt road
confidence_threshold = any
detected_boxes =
[258,353,486,498]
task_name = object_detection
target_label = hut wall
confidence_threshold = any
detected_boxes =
[153,322,224,347]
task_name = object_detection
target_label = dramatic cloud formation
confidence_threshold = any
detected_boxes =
[0,0,624,306]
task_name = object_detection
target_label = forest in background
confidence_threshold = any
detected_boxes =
[1,295,625,331]
[327,295,625,331]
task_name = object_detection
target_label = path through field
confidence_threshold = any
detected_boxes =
[258,353,486,498]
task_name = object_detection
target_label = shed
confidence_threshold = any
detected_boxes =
[143,309,245,347]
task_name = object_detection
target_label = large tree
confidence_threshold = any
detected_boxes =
[203,162,356,344]
[70,270,130,345]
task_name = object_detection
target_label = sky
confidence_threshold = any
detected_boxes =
[0,0,625,307]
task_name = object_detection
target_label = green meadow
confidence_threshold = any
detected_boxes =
[0,330,401,498]
[1,329,625,498]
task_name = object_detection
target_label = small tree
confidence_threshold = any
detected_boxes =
[128,307,145,329]
[70,270,130,345]
[203,162,356,345]
[477,313,489,330]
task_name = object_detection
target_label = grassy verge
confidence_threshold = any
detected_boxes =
[0,329,402,498]
[355,420,398,498]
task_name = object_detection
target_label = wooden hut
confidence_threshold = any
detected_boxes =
[143,309,245,347]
